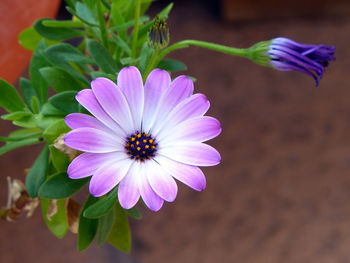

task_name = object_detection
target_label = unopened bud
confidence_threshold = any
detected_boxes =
[148,17,170,50]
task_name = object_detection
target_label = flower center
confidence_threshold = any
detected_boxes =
[124,131,157,162]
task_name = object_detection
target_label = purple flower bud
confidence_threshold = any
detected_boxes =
[268,37,335,86]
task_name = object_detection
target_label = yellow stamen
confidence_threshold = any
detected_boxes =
[137,147,141,151]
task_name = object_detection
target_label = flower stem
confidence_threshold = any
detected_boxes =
[131,0,141,59]
[143,49,159,80]
[157,39,250,67]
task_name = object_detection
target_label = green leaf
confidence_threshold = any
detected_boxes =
[0,128,41,142]
[34,18,84,40]
[31,96,41,114]
[18,27,42,50]
[111,34,131,55]
[38,172,89,199]
[42,20,84,28]
[90,71,116,81]
[26,146,49,198]
[49,145,69,172]
[9,128,40,138]
[40,67,83,92]
[157,59,187,72]
[49,91,79,114]
[107,203,132,253]
[158,2,174,19]
[12,115,37,128]
[96,208,115,245]
[0,138,40,155]
[19,78,36,111]
[41,102,66,116]
[41,198,69,238]
[43,119,70,144]
[45,43,94,64]
[29,41,49,104]
[87,39,118,74]
[75,2,98,26]
[83,187,118,219]
[1,111,32,121]
[126,207,142,220]
[78,195,99,251]
[0,79,26,112]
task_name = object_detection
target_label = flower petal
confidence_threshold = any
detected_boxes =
[159,142,221,166]
[64,127,124,153]
[65,113,112,134]
[155,155,206,191]
[89,158,132,197]
[142,69,171,133]
[67,152,124,179]
[153,93,210,137]
[158,116,222,144]
[91,78,134,133]
[138,162,164,211]
[151,75,194,130]
[117,66,144,129]
[118,163,141,209]
[76,89,125,136]
[146,160,178,202]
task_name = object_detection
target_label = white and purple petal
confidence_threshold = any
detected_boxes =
[75,89,125,136]
[156,155,206,191]
[142,69,171,132]
[67,152,124,179]
[158,116,221,144]
[118,163,141,209]
[117,66,144,129]
[91,77,134,133]
[159,142,221,167]
[89,158,132,197]
[64,127,124,153]
[146,160,178,202]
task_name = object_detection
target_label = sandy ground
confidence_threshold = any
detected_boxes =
[0,1,349,263]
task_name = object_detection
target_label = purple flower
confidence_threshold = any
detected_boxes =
[64,67,221,211]
[268,37,335,86]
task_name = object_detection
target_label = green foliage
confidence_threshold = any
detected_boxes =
[158,59,187,72]
[107,203,132,253]
[26,146,49,198]
[2,0,195,252]
[96,208,115,245]
[87,39,119,74]
[78,195,99,251]
[49,145,69,172]
[40,67,83,92]
[43,119,70,144]
[29,41,49,104]
[34,18,84,40]
[83,187,118,219]
[38,172,89,199]
[0,79,26,112]
[49,91,79,114]
[41,198,69,238]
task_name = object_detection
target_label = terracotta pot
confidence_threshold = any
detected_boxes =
[0,0,61,83]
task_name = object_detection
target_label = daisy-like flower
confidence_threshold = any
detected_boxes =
[268,37,335,86]
[64,67,221,211]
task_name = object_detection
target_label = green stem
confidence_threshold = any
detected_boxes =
[143,49,159,80]
[157,39,250,68]
[131,0,141,59]
[97,0,109,50]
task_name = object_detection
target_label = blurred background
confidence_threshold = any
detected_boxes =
[0,0,349,262]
